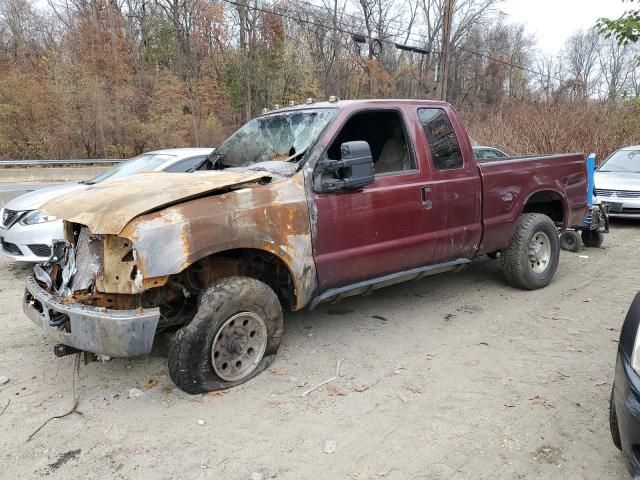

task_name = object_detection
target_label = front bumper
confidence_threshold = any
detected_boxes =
[23,275,160,357]
[597,196,640,219]
[613,349,640,477]
[0,218,64,262]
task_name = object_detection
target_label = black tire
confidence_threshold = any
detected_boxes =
[168,276,283,394]
[502,213,560,290]
[610,388,622,450]
[559,230,582,252]
[582,229,604,248]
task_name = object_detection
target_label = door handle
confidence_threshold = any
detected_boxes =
[421,186,433,209]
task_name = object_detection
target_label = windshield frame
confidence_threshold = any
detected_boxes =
[82,153,176,184]
[213,107,338,169]
[598,149,640,174]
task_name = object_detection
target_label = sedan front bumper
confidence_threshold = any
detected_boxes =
[596,195,640,218]
[0,218,64,262]
[23,275,160,357]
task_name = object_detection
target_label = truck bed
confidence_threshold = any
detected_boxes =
[477,153,588,254]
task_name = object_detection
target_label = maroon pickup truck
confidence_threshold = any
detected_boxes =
[23,99,587,393]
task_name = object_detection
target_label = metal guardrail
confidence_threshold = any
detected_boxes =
[0,159,124,167]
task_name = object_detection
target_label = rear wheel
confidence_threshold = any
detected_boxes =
[502,213,560,290]
[168,276,283,394]
[610,388,622,450]
[560,230,582,252]
[582,229,604,248]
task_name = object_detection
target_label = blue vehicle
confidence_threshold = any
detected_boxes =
[558,154,609,252]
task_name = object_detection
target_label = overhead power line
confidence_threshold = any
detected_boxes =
[219,0,431,54]
[220,0,613,97]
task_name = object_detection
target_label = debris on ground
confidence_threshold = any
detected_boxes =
[534,446,563,465]
[200,459,209,469]
[197,419,205,426]
[529,395,554,408]
[144,379,159,389]
[48,449,81,472]
[250,472,264,480]
[0,375,8,385]
[323,440,337,454]
[352,385,369,393]
[127,388,144,398]
[301,359,342,397]
[326,384,347,396]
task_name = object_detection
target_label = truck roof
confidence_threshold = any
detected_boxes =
[260,98,453,115]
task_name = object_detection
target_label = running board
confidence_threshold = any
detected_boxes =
[309,258,470,310]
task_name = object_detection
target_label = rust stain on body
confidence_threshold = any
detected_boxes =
[118,173,316,309]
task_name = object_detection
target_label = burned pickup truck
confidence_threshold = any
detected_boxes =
[23,99,588,393]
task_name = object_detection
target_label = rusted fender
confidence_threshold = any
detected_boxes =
[119,173,316,310]
[39,171,269,235]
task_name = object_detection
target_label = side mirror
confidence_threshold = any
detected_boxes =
[314,141,375,193]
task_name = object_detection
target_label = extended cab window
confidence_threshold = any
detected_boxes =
[327,110,415,175]
[418,108,463,170]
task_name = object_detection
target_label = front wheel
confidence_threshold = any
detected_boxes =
[168,276,283,394]
[502,213,560,290]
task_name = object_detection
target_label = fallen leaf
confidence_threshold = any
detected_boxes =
[529,395,554,408]
[327,384,347,396]
[406,384,422,394]
[424,353,435,360]
[353,385,369,393]
[269,367,287,375]
[503,403,517,408]
[144,379,158,389]
[594,380,607,387]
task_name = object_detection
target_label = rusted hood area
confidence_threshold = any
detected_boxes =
[39,171,269,234]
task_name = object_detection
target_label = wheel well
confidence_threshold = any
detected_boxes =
[522,191,564,226]
[183,249,297,310]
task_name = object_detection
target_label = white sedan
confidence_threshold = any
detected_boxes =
[0,148,214,262]
[594,145,640,218]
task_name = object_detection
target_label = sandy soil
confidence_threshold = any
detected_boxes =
[1,221,638,479]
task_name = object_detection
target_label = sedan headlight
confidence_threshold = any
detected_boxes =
[19,210,58,225]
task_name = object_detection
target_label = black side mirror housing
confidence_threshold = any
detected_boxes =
[315,141,375,193]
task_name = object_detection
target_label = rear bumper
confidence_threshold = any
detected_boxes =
[23,275,160,357]
[613,350,640,477]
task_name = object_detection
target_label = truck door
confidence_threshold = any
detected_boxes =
[416,107,482,261]
[312,107,438,291]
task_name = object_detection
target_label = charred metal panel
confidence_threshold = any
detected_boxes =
[118,173,316,310]
[39,171,269,235]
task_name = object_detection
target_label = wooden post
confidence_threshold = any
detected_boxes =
[439,0,454,102]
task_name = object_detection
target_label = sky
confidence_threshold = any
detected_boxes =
[499,0,630,54]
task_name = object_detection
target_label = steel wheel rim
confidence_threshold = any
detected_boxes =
[211,312,268,382]
[563,234,576,248]
[529,231,551,273]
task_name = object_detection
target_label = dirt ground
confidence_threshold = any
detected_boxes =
[1,222,638,480]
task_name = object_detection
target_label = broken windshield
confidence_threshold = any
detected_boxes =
[214,108,337,168]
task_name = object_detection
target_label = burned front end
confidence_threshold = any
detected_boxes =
[23,223,162,357]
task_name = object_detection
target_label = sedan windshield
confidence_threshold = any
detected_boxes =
[214,109,337,168]
[599,149,640,173]
[83,153,175,184]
